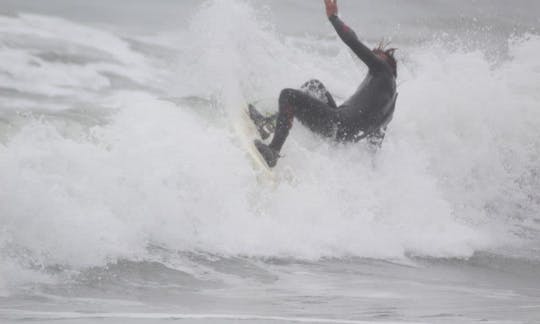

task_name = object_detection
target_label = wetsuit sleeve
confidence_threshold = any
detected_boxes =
[329,15,383,71]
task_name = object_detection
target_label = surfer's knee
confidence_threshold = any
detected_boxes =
[279,88,297,106]
[278,89,297,119]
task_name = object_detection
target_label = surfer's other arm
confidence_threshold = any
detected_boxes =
[324,0,383,71]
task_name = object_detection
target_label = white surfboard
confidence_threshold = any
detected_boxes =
[233,105,276,182]
[219,77,276,183]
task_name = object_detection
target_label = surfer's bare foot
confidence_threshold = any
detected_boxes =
[254,139,279,168]
[248,104,275,140]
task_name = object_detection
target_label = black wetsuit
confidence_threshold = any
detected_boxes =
[268,14,397,152]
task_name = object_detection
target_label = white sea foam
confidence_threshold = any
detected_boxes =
[0,0,539,289]
[0,13,157,99]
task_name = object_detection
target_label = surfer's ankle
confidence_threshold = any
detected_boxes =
[268,142,280,153]
[255,140,280,168]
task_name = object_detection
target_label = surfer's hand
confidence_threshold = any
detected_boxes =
[324,0,338,18]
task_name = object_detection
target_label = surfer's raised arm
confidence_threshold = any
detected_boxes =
[324,0,383,71]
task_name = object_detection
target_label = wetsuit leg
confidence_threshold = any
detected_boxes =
[252,79,337,137]
[269,88,337,152]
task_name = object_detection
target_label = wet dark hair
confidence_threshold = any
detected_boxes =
[373,42,397,77]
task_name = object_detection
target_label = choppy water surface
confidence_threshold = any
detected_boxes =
[0,0,539,323]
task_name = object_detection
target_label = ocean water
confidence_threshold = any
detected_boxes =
[0,0,539,323]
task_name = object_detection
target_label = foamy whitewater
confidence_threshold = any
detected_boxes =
[0,0,539,323]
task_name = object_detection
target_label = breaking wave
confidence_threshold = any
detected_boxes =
[0,0,539,292]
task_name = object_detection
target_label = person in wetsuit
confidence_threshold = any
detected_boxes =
[251,0,398,168]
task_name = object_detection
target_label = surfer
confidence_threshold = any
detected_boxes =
[250,0,398,168]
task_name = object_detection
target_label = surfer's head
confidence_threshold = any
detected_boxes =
[373,43,397,77]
